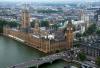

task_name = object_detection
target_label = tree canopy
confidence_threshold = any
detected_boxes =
[51,24,59,30]
[76,33,82,38]
[40,20,49,27]
[83,23,96,36]
[7,21,19,28]
[0,19,19,33]
[30,20,35,28]
[96,29,100,36]
[78,52,86,61]
[95,56,100,66]
[31,20,50,28]
[37,9,63,13]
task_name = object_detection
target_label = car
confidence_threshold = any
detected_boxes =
[91,61,95,64]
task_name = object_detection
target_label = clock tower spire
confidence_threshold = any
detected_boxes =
[66,19,74,49]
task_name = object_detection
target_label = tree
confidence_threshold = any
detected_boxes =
[74,43,80,47]
[0,27,3,33]
[96,29,100,36]
[0,19,19,33]
[83,23,96,36]
[30,20,35,28]
[7,21,19,28]
[37,9,62,13]
[78,52,86,61]
[52,24,59,30]
[76,33,82,38]
[40,20,49,27]
[95,56,100,66]
[0,19,7,33]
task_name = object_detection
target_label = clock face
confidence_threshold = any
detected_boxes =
[67,28,69,30]
[67,27,73,30]
[71,28,73,30]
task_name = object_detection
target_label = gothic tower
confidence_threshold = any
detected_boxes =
[33,19,40,34]
[34,19,39,30]
[66,19,74,49]
[21,7,30,29]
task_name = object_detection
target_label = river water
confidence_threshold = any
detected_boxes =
[0,36,68,68]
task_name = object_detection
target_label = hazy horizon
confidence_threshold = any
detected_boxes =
[0,0,100,3]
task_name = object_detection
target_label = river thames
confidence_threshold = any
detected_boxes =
[0,36,69,68]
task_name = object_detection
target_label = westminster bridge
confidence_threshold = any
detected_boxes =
[9,51,71,68]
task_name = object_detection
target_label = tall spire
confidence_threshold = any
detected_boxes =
[21,0,29,11]
[66,18,74,49]
[67,18,72,26]
[21,2,30,29]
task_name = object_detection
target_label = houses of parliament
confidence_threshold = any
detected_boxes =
[3,7,74,53]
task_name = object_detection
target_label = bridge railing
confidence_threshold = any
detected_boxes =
[9,51,68,68]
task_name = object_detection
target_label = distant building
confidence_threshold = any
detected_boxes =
[80,36,100,58]
[94,9,100,22]
[94,9,100,27]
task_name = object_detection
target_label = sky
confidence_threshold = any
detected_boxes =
[0,0,100,2]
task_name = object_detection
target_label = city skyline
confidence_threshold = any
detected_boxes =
[0,0,100,67]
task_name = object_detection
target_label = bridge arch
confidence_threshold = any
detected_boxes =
[29,66,36,68]
[38,62,52,68]
[52,59,64,63]
[38,59,65,68]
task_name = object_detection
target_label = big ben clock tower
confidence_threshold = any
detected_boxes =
[21,9,30,29]
[66,19,74,49]
[21,4,30,33]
